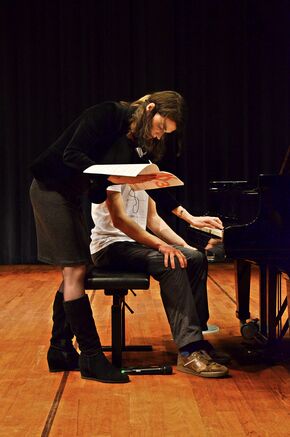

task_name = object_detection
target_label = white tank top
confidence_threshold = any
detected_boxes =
[90,184,149,254]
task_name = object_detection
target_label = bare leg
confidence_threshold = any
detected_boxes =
[62,264,87,301]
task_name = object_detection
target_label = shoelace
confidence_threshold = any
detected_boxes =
[184,350,213,367]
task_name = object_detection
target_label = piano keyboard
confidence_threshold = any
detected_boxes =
[189,225,223,239]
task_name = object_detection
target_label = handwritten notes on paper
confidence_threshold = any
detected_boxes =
[129,172,184,191]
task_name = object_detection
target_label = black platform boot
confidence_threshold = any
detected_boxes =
[63,295,129,383]
[47,290,80,372]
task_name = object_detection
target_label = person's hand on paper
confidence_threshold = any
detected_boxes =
[108,174,157,185]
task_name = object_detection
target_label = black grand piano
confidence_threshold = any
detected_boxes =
[190,146,290,343]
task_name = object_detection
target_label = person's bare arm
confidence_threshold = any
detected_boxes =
[106,190,187,268]
[172,205,223,229]
[147,198,197,250]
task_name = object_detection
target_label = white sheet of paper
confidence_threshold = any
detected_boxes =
[83,163,159,177]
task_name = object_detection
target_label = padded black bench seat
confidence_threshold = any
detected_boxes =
[85,267,150,292]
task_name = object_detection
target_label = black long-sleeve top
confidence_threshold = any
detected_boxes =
[30,101,179,211]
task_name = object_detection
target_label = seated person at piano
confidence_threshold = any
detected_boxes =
[90,184,230,378]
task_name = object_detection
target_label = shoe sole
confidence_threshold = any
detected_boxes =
[49,367,80,372]
[81,375,130,383]
[176,364,228,378]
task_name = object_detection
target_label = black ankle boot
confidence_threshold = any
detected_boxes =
[64,295,129,383]
[48,290,80,372]
[80,350,129,383]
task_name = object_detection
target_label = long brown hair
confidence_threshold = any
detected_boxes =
[121,91,186,161]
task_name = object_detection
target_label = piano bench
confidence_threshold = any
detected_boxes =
[84,267,151,368]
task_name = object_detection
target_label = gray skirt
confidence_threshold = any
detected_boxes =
[30,179,91,266]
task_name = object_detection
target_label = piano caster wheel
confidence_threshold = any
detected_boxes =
[240,318,260,340]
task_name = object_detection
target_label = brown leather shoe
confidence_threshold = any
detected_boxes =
[177,350,229,378]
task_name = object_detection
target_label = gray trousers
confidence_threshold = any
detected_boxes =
[91,242,209,349]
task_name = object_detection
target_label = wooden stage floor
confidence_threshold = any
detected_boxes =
[0,263,289,436]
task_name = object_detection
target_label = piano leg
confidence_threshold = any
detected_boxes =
[235,259,251,322]
[258,263,268,338]
[235,260,289,343]
[266,265,278,341]
[287,275,290,333]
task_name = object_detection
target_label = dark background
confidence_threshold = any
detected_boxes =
[1,0,289,264]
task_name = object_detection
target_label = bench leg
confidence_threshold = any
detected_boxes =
[111,293,123,368]
[102,290,153,368]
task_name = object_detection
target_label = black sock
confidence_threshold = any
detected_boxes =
[179,340,211,356]
[202,340,214,351]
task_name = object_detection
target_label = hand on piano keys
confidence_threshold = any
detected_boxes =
[187,214,224,240]
[189,225,223,240]
[187,218,224,253]
[186,214,223,230]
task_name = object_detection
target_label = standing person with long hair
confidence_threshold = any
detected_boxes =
[30,91,222,384]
